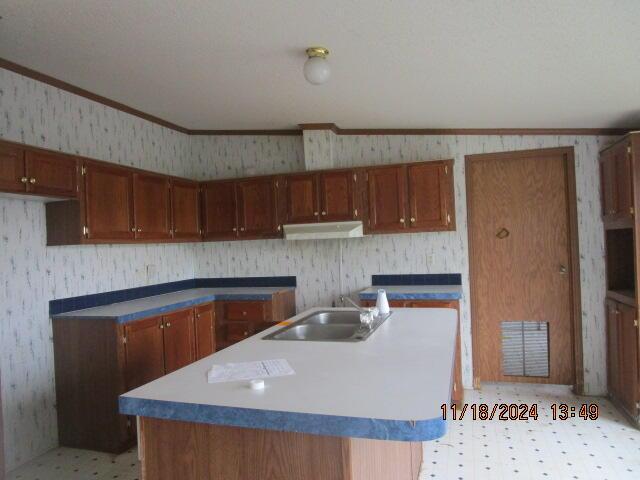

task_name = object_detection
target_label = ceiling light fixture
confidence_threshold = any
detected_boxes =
[304,47,330,85]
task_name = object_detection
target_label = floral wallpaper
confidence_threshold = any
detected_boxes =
[0,68,196,471]
[0,65,615,472]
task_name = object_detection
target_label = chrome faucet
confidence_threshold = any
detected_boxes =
[339,295,367,313]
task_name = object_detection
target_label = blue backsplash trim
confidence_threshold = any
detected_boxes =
[49,276,297,316]
[372,274,462,286]
[119,396,446,442]
[359,291,462,301]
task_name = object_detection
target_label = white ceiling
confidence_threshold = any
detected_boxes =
[1,0,639,130]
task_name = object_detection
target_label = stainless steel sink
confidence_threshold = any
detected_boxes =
[262,309,392,342]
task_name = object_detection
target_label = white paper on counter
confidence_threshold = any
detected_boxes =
[207,359,295,383]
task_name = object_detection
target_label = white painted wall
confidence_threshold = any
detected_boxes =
[0,66,614,472]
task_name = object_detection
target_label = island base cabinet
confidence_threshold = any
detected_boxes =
[138,417,422,480]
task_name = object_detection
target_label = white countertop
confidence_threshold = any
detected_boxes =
[121,307,457,423]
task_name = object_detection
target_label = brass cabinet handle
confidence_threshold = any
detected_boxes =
[165,322,171,327]
[131,227,136,232]
[321,211,327,216]
[137,228,142,233]
[29,177,36,184]
[232,227,237,232]
[399,218,405,223]
[240,227,245,232]
[20,177,28,184]
[159,324,164,329]
[277,225,282,231]
[559,265,568,274]
[242,311,247,316]
[314,211,319,216]
[410,217,416,223]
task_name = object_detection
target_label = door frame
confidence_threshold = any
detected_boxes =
[465,146,584,394]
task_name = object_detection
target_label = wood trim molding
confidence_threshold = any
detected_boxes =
[0,58,634,137]
[465,146,584,394]
[0,57,189,134]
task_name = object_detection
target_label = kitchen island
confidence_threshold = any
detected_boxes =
[119,307,458,480]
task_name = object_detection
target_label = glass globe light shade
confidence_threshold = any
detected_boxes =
[303,56,330,85]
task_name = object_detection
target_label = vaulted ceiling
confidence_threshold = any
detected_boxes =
[1,1,639,130]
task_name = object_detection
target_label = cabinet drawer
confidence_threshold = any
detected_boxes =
[225,322,253,343]
[224,301,267,321]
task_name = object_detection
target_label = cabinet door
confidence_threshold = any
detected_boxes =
[194,304,215,360]
[615,144,633,218]
[133,173,172,240]
[606,300,621,399]
[284,173,319,224]
[202,180,238,240]
[124,316,165,391]
[600,150,617,217]
[619,303,639,415]
[319,170,355,222]
[236,177,280,238]
[407,162,451,230]
[163,309,196,374]
[25,149,78,197]
[367,165,408,232]
[0,143,26,193]
[84,162,135,240]
[171,179,201,240]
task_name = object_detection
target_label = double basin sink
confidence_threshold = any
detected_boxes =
[262,309,392,342]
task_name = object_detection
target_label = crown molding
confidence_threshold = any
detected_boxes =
[0,58,633,137]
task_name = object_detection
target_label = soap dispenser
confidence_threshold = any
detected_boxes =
[376,289,390,315]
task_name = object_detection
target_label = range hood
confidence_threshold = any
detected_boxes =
[283,221,364,240]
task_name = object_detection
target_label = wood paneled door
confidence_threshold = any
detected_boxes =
[600,139,634,228]
[466,147,581,388]
[0,142,26,192]
[133,172,172,240]
[171,179,201,240]
[367,165,408,232]
[202,180,238,240]
[407,161,452,230]
[236,177,280,238]
[124,316,165,391]
[284,173,319,224]
[194,303,216,359]
[84,161,135,240]
[318,170,355,222]
[162,309,195,374]
[25,149,78,197]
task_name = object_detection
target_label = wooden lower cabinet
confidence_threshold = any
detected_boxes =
[53,302,215,453]
[53,293,295,453]
[607,299,639,419]
[215,291,297,350]
[362,298,463,404]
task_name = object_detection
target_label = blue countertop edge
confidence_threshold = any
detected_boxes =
[118,396,447,442]
[359,292,462,301]
[52,291,291,324]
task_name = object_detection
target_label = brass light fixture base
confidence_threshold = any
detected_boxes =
[306,47,329,58]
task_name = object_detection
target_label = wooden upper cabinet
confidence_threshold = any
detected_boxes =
[171,179,201,240]
[618,303,639,415]
[194,303,215,360]
[124,316,165,391]
[600,140,633,224]
[367,165,408,232]
[0,143,26,193]
[319,170,355,222]
[236,177,280,238]
[132,172,172,240]
[84,161,135,240]
[202,180,238,240]
[284,173,319,224]
[162,309,195,374]
[25,149,78,197]
[407,161,453,230]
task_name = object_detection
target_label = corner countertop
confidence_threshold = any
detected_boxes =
[119,307,457,442]
[51,287,294,324]
[359,285,462,300]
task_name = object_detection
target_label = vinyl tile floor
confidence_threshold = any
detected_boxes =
[7,384,639,480]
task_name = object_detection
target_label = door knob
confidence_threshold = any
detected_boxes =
[559,265,568,274]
